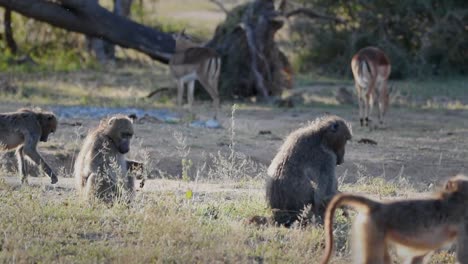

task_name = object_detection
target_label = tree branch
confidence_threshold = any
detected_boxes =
[285,8,345,24]
[208,0,228,14]
[0,0,175,63]
[4,8,17,54]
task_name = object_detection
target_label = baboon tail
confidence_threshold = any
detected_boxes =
[320,193,379,264]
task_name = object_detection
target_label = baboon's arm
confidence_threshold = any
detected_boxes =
[310,161,338,209]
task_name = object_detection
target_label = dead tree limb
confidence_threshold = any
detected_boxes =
[0,0,174,63]
[3,8,17,54]
[209,0,229,14]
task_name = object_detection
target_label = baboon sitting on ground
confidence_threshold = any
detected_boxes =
[74,115,142,204]
[266,115,352,226]
[0,108,58,184]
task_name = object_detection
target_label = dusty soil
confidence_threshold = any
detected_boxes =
[1,98,468,192]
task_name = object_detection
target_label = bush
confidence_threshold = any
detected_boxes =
[290,0,468,78]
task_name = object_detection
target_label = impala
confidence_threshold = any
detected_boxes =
[169,31,221,120]
[351,47,391,127]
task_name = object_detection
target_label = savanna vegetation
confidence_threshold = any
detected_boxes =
[0,0,467,263]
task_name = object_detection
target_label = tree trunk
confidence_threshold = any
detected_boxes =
[207,0,292,100]
[87,0,133,62]
[0,0,174,63]
[3,8,17,54]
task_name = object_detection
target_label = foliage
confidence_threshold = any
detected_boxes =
[291,0,468,78]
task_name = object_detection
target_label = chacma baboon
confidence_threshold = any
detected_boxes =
[321,174,468,264]
[0,108,58,184]
[266,115,352,226]
[74,115,143,204]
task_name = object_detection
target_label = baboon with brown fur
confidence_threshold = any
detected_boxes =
[266,115,352,226]
[0,108,58,184]
[74,115,142,204]
[321,174,468,264]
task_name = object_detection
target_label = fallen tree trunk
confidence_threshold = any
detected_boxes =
[0,0,174,63]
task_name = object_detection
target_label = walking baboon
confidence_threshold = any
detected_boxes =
[74,115,142,204]
[0,108,58,184]
[266,115,352,226]
[321,174,468,264]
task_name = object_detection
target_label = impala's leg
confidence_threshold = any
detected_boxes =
[365,92,371,127]
[374,83,383,125]
[176,79,185,108]
[378,80,389,125]
[187,80,195,110]
[356,84,365,127]
[366,77,377,127]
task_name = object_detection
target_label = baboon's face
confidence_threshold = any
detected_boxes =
[106,117,134,154]
[323,120,352,165]
[39,113,58,142]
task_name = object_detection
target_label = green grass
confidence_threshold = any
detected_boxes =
[0,180,330,263]
[0,166,455,264]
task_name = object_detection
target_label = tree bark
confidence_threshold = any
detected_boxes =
[207,0,291,100]
[0,0,174,63]
[3,8,17,54]
[87,0,133,62]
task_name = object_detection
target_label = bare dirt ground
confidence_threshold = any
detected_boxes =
[2,95,468,193]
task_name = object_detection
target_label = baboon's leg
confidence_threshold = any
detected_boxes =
[23,141,58,183]
[187,80,195,110]
[352,217,386,264]
[16,146,27,184]
[384,247,391,264]
[456,220,468,264]
[84,173,97,201]
[176,79,185,107]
